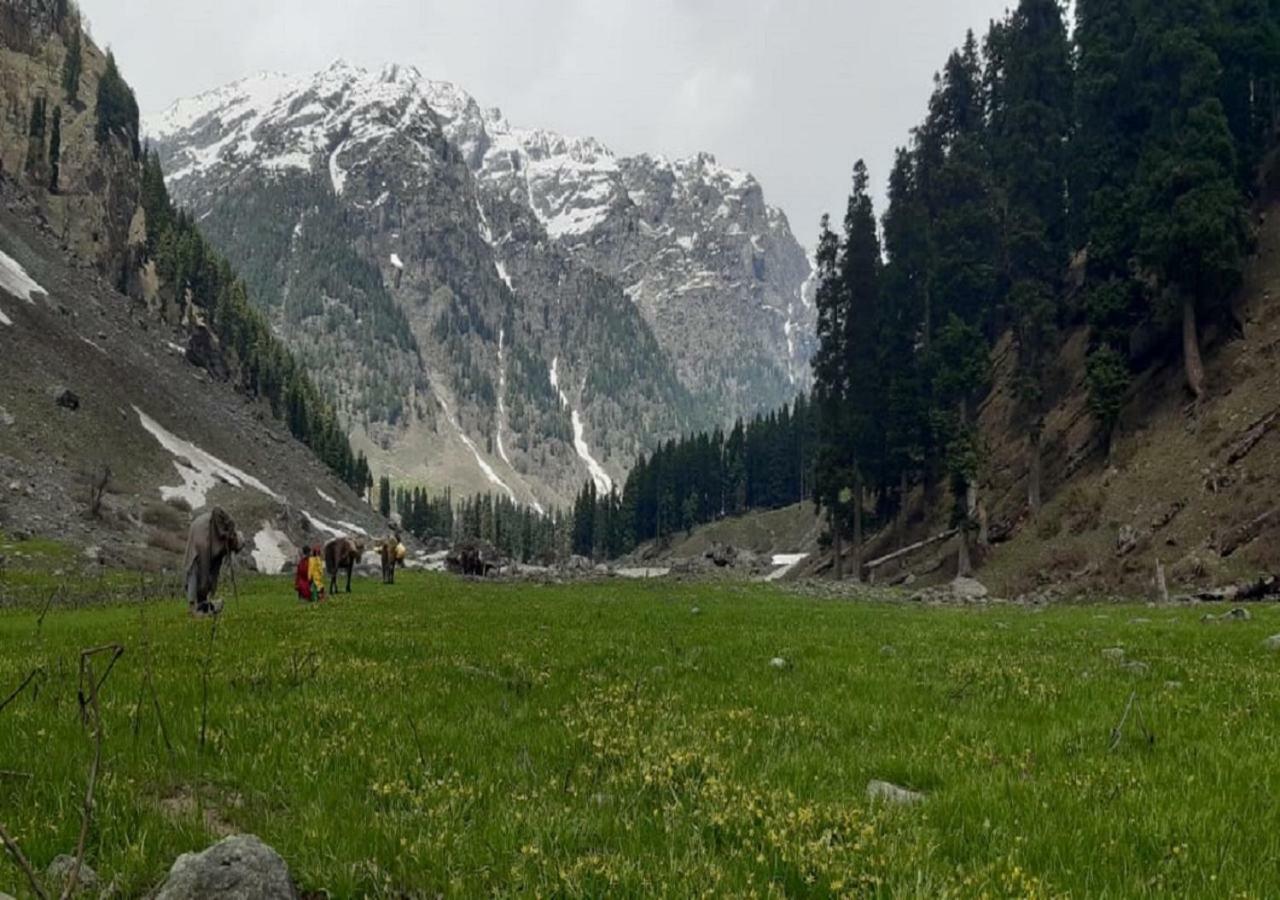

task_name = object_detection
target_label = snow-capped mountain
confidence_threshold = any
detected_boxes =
[145,61,814,505]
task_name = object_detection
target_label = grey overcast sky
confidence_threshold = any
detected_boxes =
[81,0,1015,250]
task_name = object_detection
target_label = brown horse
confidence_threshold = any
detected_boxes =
[378,538,397,584]
[324,536,365,594]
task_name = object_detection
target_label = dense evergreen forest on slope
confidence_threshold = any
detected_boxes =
[138,150,373,493]
[565,0,1280,568]
[195,173,425,428]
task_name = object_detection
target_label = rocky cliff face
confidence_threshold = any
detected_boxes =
[146,62,814,506]
[0,1,140,280]
[420,83,816,404]
[0,12,385,571]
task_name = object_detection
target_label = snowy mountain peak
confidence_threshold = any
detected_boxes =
[146,61,816,494]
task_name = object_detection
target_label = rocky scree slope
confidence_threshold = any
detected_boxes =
[145,62,814,507]
[0,7,383,574]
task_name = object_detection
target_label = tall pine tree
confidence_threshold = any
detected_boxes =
[988,0,1073,514]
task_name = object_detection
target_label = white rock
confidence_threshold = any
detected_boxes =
[866,780,926,806]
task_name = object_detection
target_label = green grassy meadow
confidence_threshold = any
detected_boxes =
[2,573,1279,898]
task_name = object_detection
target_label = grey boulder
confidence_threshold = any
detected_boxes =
[153,835,297,900]
[45,855,99,895]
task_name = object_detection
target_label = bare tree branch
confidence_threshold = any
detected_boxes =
[0,666,42,716]
[0,820,49,900]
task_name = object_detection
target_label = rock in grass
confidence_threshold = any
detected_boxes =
[866,780,926,806]
[1121,660,1150,676]
[950,576,989,602]
[770,657,788,670]
[1263,634,1280,651]
[45,856,99,895]
[153,835,298,900]
[1202,607,1251,623]
[1101,647,1126,662]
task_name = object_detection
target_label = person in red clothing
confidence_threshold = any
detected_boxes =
[294,546,313,602]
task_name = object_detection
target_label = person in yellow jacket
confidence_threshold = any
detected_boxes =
[308,545,326,601]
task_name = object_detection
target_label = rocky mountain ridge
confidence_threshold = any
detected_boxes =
[145,61,814,506]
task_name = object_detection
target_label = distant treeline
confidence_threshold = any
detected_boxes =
[387,481,570,565]
[560,394,819,559]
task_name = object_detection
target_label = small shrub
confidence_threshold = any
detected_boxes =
[1062,484,1104,535]
[145,528,185,555]
[1036,506,1063,539]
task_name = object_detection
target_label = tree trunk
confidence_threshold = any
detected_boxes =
[922,283,932,351]
[852,471,864,583]
[1182,295,1206,402]
[957,529,972,577]
[831,509,843,581]
[1027,424,1042,517]
[896,469,909,545]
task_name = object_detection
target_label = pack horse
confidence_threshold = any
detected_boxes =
[324,536,365,594]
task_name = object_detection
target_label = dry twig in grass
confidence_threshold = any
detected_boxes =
[0,666,42,715]
[0,666,51,899]
[57,644,125,900]
[1109,690,1155,751]
[200,614,220,751]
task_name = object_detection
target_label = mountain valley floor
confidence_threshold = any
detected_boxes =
[2,565,1279,897]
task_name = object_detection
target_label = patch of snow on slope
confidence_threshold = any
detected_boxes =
[571,410,613,494]
[252,522,294,574]
[550,357,613,494]
[316,487,337,505]
[495,329,513,468]
[0,309,11,327]
[433,392,517,504]
[328,139,350,196]
[0,249,47,303]
[135,407,281,509]
[301,510,345,538]
[765,553,808,582]
[474,112,621,240]
[494,330,545,515]
[474,198,515,290]
[493,259,514,291]
[389,253,404,270]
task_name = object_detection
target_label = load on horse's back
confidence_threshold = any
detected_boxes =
[379,534,406,584]
[183,507,242,616]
